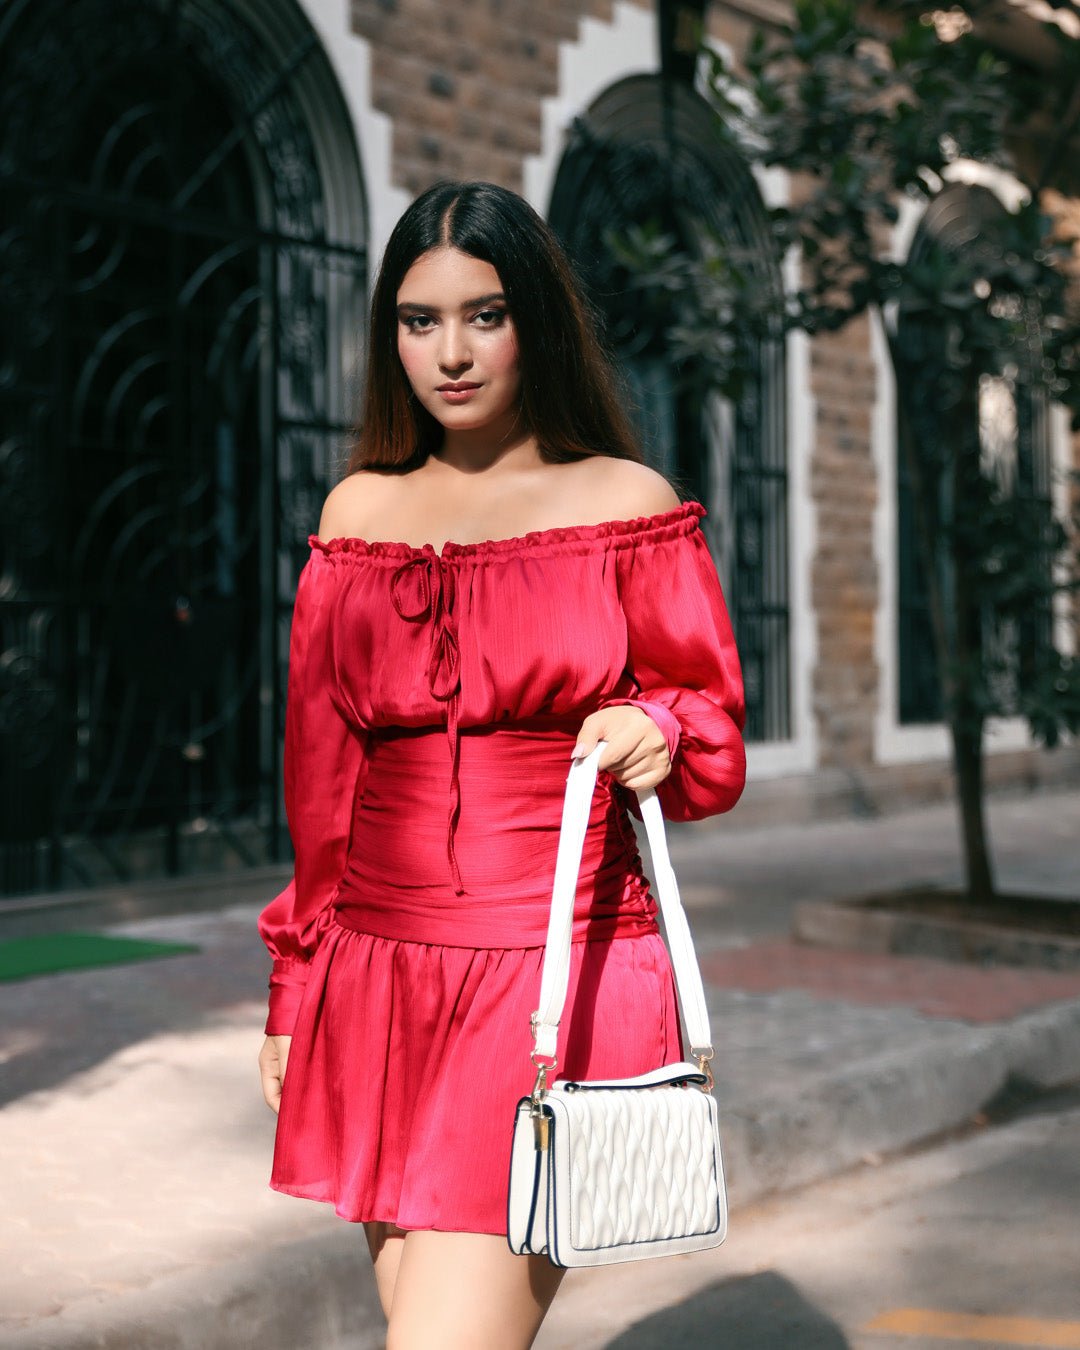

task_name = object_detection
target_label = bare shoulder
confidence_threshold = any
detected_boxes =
[576,456,682,520]
[315,469,398,543]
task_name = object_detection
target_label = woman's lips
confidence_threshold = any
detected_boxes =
[437,384,481,403]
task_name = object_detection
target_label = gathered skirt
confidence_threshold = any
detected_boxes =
[268,723,685,1235]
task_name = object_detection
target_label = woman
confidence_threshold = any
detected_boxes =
[256,179,746,1349]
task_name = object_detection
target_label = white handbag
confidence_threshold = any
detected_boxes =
[506,741,727,1267]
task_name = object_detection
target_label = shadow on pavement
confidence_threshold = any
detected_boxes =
[603,1270,851,1349]
[0,905,269,1106]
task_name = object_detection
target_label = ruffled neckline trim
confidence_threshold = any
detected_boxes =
[308,499,705,562]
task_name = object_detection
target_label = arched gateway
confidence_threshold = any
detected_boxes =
[0,0,368,895]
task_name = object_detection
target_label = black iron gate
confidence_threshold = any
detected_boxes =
[0,0,367,895]
[547,75,790,745]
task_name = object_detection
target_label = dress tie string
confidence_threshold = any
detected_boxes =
[389,548,465,894]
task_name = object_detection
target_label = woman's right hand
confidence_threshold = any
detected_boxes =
[258,1035,292,1114]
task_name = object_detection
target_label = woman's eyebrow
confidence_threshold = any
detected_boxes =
[396,292,506,313]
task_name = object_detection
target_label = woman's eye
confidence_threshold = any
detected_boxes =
[403,315,433,332]
[474,309,506,326]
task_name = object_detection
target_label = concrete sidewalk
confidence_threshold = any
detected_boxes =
[2,787,1079,1349]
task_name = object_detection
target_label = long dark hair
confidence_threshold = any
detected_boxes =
[345,180,645,472]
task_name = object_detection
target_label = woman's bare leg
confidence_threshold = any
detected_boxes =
[362,1219,409,1322]
[385,1231,568,1350]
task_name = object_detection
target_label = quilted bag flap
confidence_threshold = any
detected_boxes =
[547,1082,725,1253]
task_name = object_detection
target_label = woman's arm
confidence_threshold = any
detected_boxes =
[585,513,747,821]
[256,548,369,1036]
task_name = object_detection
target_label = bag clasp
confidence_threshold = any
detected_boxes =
[692,1045,715,1093]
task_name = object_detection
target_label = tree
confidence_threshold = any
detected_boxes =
[608,0,1080,903]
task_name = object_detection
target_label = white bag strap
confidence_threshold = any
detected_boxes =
[529,741,714,1073]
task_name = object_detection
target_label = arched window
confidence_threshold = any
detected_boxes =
[895,182,1053,725]
[547,74,790,744]
[0,0,367,894]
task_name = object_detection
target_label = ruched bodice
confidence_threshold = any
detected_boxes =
[337,722,658,947]
[257,499,747,1235]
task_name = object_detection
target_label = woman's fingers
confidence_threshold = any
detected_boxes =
[617,764,668,791]
[573,708,670,783]
[258,1035,291,1115]
[570,706,672,791]
[274,1034,291,1082]
[594,745,669,789]
[258,1052,281,1115]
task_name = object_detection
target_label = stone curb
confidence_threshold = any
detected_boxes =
[793,895,1080,971]
[721,996,1080,1205]
[8,997,1079,1350]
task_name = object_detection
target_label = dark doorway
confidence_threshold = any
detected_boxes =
[0,0,367,895]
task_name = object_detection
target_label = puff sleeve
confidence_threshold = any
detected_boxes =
[602,519,747,820]
[257,549,369,1036]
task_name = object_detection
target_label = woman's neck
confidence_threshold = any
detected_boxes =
[431,425,542,476]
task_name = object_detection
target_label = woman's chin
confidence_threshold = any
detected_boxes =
[430,406,507,432]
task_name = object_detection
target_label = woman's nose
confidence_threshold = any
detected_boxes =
[437,322,471,371]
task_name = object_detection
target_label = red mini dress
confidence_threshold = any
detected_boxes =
[257,500,746,1236]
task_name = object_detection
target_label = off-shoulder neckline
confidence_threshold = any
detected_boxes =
[307,499,705,562]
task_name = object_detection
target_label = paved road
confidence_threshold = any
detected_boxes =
[2,787,1078,1348]
[535,1090,1080,1349]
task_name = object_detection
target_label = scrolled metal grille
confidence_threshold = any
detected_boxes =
[0,0,366,895]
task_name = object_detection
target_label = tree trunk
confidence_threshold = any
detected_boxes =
[890,351,951,708]
[889,335,997,903]
[948,376,997,903]
[950,708,995,903]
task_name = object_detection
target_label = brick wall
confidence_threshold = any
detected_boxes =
[350,0,650,196]
[807,321,880,775]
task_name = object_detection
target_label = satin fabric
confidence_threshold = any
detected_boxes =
[259,500,746,1234]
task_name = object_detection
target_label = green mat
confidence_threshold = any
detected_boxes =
[0,931,201,982]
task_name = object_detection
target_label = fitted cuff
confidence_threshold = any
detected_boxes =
[265,959,311,1036]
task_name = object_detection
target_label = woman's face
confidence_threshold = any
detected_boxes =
[395,246,522,433]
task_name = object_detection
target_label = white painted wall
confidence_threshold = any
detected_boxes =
[298,0,409,290]
[523,2,658,211]
[1050,401,1076,661]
